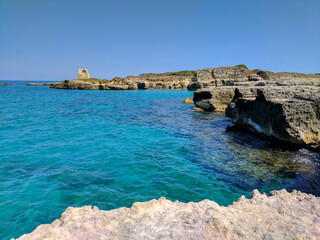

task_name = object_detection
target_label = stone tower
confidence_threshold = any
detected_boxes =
[78,68,90,79]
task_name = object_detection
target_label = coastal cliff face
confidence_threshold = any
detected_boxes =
[51,71,194,90]
[188,65,319,90]
[15,189,320,240]
[225,86,320,149]
[191,66,320,149]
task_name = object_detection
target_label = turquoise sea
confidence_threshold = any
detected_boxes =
[1,81,320,239]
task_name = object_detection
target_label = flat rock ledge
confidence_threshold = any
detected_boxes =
[15,189,320,240]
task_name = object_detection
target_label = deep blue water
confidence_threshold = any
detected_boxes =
[1,81,320,239]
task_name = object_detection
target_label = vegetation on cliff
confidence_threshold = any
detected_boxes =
[235,64,249,70]
[139,70,196,77]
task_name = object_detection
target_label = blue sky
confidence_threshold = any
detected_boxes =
[0,0,319,80]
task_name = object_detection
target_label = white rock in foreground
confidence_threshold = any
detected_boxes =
[15,189,320,240]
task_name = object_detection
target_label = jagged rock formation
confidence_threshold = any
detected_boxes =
[225,86,320,149]
[188,66,250,90]
[15,189,320,240]
[77,69,90,79]
[191,66,320,149]
[193,87,237,111]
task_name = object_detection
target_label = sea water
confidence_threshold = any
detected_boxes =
[1,81,319,239]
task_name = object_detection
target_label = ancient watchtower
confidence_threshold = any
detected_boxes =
[78,69,90,79]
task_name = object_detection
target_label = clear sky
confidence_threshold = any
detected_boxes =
[0,0,319,80]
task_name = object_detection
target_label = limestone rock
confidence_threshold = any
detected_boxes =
[15,189,320,240]
[188,66,250,90]
[193,87,237,112]
[182,97,194,104]
[225,86,320,149]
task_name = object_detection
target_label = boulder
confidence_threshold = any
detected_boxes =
[193,87,237,112]
[256,70,271,80]
[182,97,194,104]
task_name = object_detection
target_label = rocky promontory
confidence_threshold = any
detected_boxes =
[50,71,195,90]
[225,86,320,149]
[15,189,320,240]
[191,65,320,149]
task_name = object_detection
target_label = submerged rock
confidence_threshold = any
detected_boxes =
[15,189,320,240]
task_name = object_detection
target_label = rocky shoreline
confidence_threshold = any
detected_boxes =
[50,71,194,90]
[191,65,320,150]
[13,66,320,239]
[15,189,320,239]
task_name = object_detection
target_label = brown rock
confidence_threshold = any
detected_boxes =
[182,97,194,104]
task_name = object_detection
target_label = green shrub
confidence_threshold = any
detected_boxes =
[235,64,249,70]
[140,70,196,77]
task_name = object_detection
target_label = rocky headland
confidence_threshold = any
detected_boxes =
[50,71,195,90]
[191,65,320,150]
[0,83,13,86]
[15,189,320,240]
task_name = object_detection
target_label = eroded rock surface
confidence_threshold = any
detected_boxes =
[15,189,320,240]
[193,87,237,111]
[188,66,320,90]
[225,86,320,149]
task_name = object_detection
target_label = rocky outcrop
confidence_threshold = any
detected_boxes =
[193,87,237,111]
[182,97,194,104]
[191,66,320,149]
[188,66,320,90]
[225,86,320,149]
[15,189,320,240]
[0,83,12,86]
[188,66,250,90]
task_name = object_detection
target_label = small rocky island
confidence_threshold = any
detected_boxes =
[191,65,320,150]
[50,68,195,90]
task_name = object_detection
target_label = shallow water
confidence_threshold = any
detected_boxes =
[1,81,319,239]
